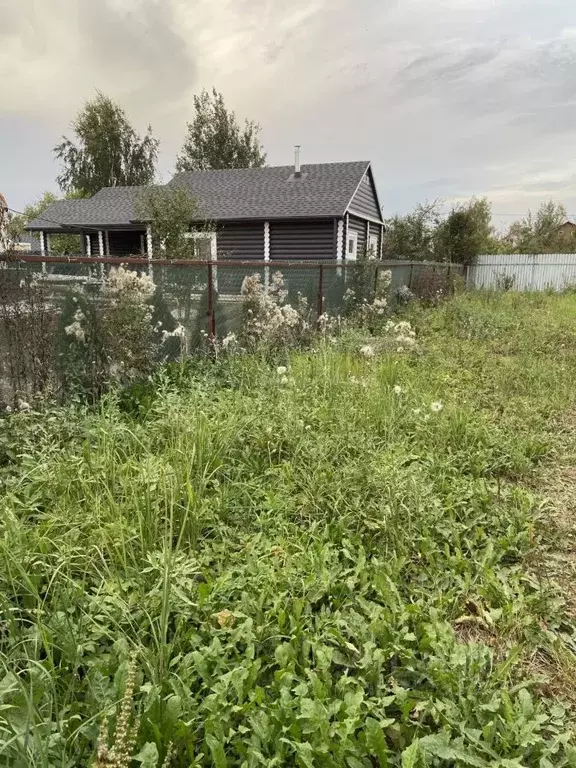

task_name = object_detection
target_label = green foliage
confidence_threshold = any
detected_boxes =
[504,201,576,254]
[55,91,159,196]
[56,270,174,403]
[435,198,497,264]
[136,187,201,259]
[383,198,498,263]
[8,191,82,253]
[58,289,107,400]
[0,293,576,765]
[175,88,266,172]
[383,201,442,261]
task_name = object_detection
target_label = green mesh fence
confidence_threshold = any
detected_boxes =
[0,257,462,403]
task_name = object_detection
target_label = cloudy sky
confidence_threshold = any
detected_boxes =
[2,0,576,227]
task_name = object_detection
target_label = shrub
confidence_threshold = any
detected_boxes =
[0,265,58,405]
[240,271,312,349]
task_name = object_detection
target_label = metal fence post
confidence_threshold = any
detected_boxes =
[317,264,324,317]
[373,263,379,297]
[207,262,216,337]
[409,263,414,289]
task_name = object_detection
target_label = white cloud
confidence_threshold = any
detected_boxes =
[1,0,576,217]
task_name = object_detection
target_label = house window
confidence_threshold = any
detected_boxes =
[184,231,217,260]
[346,231,358,261]
[368,234,378,254]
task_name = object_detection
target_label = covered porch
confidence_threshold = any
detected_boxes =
[38,226,151,258]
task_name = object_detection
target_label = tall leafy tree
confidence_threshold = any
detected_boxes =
[55,92,159,196]
[435,198,497,264]
[382,201,442,261]
[504,201,574,253]
[176,88,266,172]
[383,197,498,263]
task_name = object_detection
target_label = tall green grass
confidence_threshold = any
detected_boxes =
[1,291,576,766]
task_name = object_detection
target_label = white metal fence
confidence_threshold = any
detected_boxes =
[469,254,576,291]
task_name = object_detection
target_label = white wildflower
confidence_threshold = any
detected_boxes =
[17,399,30,411]
[430,401,444,413]
[372,297,388,315]
[5,405,12,413]
[359,344,375,359]
[277,365,288,375]
[305,424,312,431]
[396,284,415,303]
[380,269,392,286]
[221,332,237,350]
[412,408,422,416]
[280,376,289,386]
[161,324,186,341]
[64,309,86,343]
[103,266,155,302]
[393,385,403,396]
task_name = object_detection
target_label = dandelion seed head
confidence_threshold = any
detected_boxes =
[359,344,375,359]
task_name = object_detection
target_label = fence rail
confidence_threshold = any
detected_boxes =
[0,253,455,269]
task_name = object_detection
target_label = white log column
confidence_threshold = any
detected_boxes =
[336,220,344,261]
[146,225,153,278]
[264,221,270,289]
[98,230,105,279]
[39,231,46,274]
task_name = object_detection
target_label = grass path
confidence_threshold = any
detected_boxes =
[1,291,576,766]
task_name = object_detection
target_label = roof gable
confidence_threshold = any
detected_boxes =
[345,164,384,222]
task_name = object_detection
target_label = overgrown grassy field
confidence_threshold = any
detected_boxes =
[1,291,576,767]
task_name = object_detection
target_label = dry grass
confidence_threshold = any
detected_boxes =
[525,409,576,709]
[539,411,576,619]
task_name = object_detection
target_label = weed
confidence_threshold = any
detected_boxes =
[0,292,575,765]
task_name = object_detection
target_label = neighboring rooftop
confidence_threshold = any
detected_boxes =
[26,161,380,231]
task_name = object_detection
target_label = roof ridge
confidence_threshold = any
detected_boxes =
[172,160,371,176]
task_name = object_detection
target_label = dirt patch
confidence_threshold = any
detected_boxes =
[539,429,576,619]
[524,648,576,708]
[526,409,576,707]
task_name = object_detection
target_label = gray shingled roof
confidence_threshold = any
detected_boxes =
[25,187,154,232]
[168,162,371,220]
[26,162,373,231]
